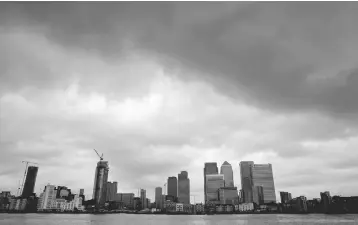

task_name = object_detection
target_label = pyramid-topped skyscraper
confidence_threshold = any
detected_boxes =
[220,161,234,187]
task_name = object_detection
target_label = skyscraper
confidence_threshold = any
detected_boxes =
[240,161,276,204]
[205,174,224,203]
[178,171,190,204]
[106,181,118,201]
[140,189,146,209]
[240,161,254,203]
[167,177,178,198]
[155,187,162,209]
[220,161,234,187]
[204,162,218,203]
[22,166,38,198]
[252,164,276,203]
[92,161,109,208]
[280,191,292,203]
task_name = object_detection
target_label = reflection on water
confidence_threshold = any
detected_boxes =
[0,214,357,225]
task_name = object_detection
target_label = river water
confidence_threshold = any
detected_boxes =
[0,214,357,225]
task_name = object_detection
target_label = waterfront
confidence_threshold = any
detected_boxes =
[0,214,357,225]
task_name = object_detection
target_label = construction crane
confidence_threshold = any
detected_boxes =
[93,149,104,161]
[163,183,167,195]
[20,161,38,196]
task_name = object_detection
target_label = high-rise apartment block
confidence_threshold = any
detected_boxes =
[178,171,190,204]
[220,161,234,187]
[37,185,56,210]
[22,166,38,198]
[92,161,109,208]
[204,162,218,203]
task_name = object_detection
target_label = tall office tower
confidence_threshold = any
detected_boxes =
[79,189,84,195]
[178,171,190,204]
[205,174,224,203]
[37,184,56,210]
[155,187,163,209]
[220,161,234,187]
[280,191,292,203]
[240,161,254,203]
[204,162,218,203]
[252,164,276,203]
[106,181,118,201]
[22,166,38,198]
[92,161,109,208]
[140,189,146,209]
[167,177,178,198]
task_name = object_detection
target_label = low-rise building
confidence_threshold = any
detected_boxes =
[164,201,176,212]
[195,204,204,213]
[238,203,254,212]
[175,203,183,212]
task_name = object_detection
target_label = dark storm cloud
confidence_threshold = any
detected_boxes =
[2,2,358,201]
[2,2,358,115]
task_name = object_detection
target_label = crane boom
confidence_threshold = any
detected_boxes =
[93,149,104,160]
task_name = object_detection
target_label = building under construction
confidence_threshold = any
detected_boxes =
[92,149,109,209]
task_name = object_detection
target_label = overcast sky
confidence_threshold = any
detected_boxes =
[1,2,358,203]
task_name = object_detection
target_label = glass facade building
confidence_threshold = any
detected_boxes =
[167,177,178,198]
[204,162,218,203]
[240,161,276,204]
[240,161,254,203]
[92,161,109,208]
[106,181,117,201]
[205,174,224,203]
[178,171,190,204]
[252,164,276,203]
[155,187,163,209]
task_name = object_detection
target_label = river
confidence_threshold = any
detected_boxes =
[0,214,357,225]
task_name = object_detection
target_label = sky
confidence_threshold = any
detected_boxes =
[1,2,358,203]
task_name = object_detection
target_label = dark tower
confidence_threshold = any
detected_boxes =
[167,177,178,199]
[22,166,38,198]
[93,161,109,209]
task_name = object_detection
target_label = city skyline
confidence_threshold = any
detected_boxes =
[2,2,358,204]
[0,159,355,205]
